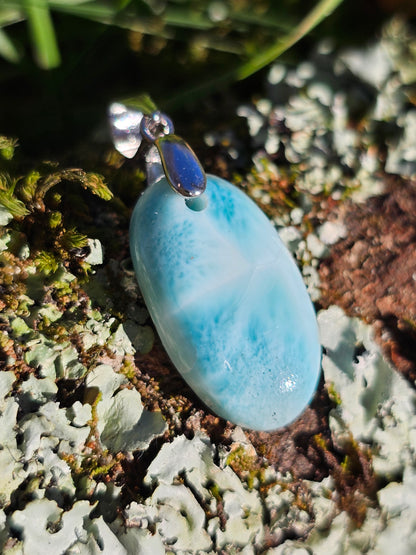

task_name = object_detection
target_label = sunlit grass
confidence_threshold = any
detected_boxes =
[1,0,344,78]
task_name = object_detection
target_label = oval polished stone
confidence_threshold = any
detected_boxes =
[130,175,321,431]
[156,135,206,197]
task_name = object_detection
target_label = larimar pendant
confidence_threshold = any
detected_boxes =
[109,102,321,431]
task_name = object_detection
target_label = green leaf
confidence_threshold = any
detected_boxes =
[0,3,23,28]
[23,0,61,69]
[84,238,103,265]
[85,364,166,453]
[150,483,213,552]
[122,93,157,114]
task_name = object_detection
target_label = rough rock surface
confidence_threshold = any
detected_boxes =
[320,176,416,382]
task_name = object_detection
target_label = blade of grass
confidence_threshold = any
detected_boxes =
[23,0,61,69]
[49,1,290,35]
[50,2,244,55]
[162,6,216,31]
[162,0,344,109]
[0,4,24,27]
[190,34,243,55]
[228,9,294,32]
[236,0,344,80]
[50,1,216,34]
[49,1,174,38]
[0,27,21,62]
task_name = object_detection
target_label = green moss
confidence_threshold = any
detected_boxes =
[34,251,60,275]
[17,171,41,203]
[208,482,222,502]
[341,454,352,473]
[88,455,120,478]
[314,433,328,450]
[0,136,18,161]
[239,158,299,221]
[58,228,89,250]
[0,174,30,219]
[226,445,263,489]
[314,432,377,527]
[327,383,342,405]
[48,211,62,228]
[120,356,137,380]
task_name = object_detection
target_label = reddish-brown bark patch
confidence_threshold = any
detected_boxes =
[319,176,416,382]
[246,379,334,481]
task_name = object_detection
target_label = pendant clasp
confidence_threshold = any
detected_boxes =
[109,103,206,198]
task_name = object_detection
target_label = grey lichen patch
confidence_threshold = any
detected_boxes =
[310,306,416,552]
[85,364,167,452]
[0,380,27,508]
[319,306,416,479]
[9,499,93,554]
[250,18,416,198]
[234,18,416,229]
[141,433,318,551]
[0,141,167,552]
[25,337,87,380]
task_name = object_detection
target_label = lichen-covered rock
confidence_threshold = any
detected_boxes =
[85,364,167,452]
[318,306,416,478]
[9,499,93,555]
[374,467,416,553]
[0,396,27,508]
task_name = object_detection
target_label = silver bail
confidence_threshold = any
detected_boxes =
[108,102,143,159]
[140,111,174,142]
[108,102,206,197]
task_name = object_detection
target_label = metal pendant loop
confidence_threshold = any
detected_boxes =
[140,111,174,143]
[109,102,206,198]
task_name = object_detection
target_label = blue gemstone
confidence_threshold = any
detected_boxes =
[130,175,321,431]
[156,135,206,197]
